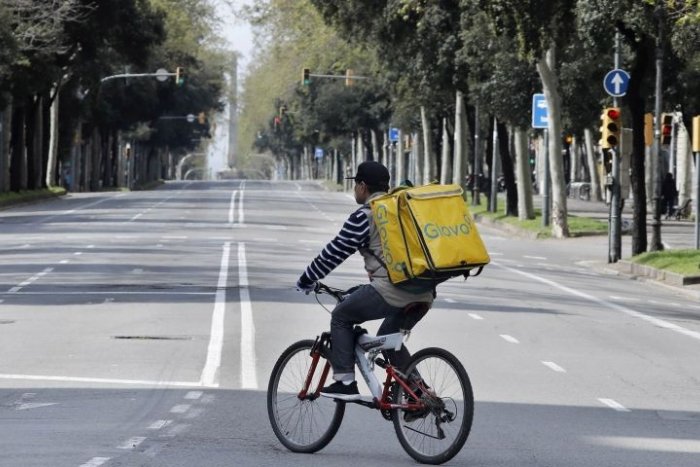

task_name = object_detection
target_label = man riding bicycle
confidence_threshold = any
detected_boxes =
[296,161,434,400]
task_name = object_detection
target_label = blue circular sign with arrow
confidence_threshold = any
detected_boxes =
[603,69,630,97]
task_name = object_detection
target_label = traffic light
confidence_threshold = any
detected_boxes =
[661,113,673,146]
[693,115,700,153]
[563,133,573,149]
[175,67,185,86]
[301,68,310,86]
[345,69,354,87]
[644,113,653,147]
[600,107,621,149]
[197,112,206,125]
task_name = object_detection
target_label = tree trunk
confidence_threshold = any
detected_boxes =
[452,90,467,187]
[676,120,692,205]
[420,106,433,184]
[10,102,27,191]
[537,46,569,238]
[625,38,651,255]
[371,129,379,162]
[413,131,423,184]
[498,121,517,216]
[514,127,535,219]
[570,137,580,182]
[32,95,44,189]
[440,118,451,184]
[583,128,602,201]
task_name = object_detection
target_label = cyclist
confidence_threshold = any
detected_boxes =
[296,161,434,400]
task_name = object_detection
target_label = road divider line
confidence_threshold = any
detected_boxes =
[148,420,172,430]
[200,242,231,388]
[184,391,203,400]
[468,313,484,320]
[500,334,520,344]
[228,190,238,224]
[239,242,258,389]
[541,361,566,373]
[524,255,547,260]
[598,398,630,412]
[493,262,700,342]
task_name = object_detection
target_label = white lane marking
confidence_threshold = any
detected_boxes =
[130,213,143,221]
[156,244,164,248]
[184,391,203,400]
[74,251,82,256]
[164,423,190,437]
[598,398,630,412]
[500,334,520,344]
[20,244,30,249]
[200,242,231,388]
[183,407,206,419]
[8,287,21,293]
[610,296,639,302]
[239,243,258,389]
[148,420,172,430]
[19,281,33,286]
[170,404,191,414]
[669,302,681,307]
[87,245,95,249]
[117,436,147,450]
[37,267,53,276]
[468,313,484,320]
[494,262,700,342]
[238,183,245,224]
[132,268,143,274]
[265,225,288,231]
[444,298,457,304]
[60,260,69,264]
[5,291,213,296]
[80,457,111,467]
[587,436,700,453]
[16,402,58,411]
[489,252,503,256]
[541,361,566,373]
[0,373,203,387]
[524,255,547,260]
[162,235,188,239]
[228,190,238,224]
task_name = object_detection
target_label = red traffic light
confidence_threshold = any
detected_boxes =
[607,108,620,120]
[662,125,672,136]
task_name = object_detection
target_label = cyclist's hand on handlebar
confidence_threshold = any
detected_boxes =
[296,275,317,295]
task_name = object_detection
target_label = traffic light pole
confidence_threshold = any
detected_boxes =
[650,10,665,252]
[609,33,622,263]
[542,129,550,227]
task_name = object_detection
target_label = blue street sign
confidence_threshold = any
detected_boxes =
[532,94,548,129]
[603,69,630,97]
[389,127,399,142]
[314,147,324,159]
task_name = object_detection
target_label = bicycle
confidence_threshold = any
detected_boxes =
[267,282,474,465]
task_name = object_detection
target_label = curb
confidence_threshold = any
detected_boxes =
[473,214,540,240]
[0,190,67,211]
[601,261,700,301]
[617,260,700,286]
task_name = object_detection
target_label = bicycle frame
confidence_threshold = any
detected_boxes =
[298,331,424,412]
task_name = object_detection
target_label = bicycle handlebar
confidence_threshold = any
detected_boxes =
[314,282,359,303]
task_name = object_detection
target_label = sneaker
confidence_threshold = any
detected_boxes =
[320,381,361,401]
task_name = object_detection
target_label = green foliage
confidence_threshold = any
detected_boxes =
[632,249,700,276]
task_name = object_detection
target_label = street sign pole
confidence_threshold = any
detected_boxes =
[609,33,622,263]
[542,129,550,227]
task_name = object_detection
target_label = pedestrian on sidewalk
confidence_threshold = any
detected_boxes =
[661,172,678,219]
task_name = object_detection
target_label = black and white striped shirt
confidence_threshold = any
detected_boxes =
[299,207,370,284]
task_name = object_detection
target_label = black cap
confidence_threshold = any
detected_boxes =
[345,161,390,185]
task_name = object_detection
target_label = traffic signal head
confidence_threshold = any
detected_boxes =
[345,69,354,87]
[302,68,310,86]
[661,113,673,146]
[175,67,185,86]
[693,115,700,153]
[600,107,621,149]
[602,149,612,174]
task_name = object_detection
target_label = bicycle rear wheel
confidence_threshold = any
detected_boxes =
[392,347,473,464]
[267,339,345,453]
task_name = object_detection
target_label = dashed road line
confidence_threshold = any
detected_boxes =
[117,436,147,450]
[468,313,484,320]
[80,457,111,467]
[541,361,566,373]
[598,398,630,412]
[444,298,457,304]
[184,391,203,400]
[239,243,258,389]
[148,420,173,430]
[170,404,191,414]
[74,251,83,256]
[500,334,520,344]
[201,242,231,388]
[524,255,547,260]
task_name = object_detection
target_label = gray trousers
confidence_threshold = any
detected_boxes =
[330,284,427,382]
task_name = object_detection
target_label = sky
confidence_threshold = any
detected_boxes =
[213,0,255,73]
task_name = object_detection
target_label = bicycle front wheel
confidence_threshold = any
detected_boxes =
[392,347,474,465]
[267,339,345,453]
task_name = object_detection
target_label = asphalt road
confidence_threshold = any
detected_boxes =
[1,180,699,467]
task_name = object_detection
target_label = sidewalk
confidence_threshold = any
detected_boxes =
[497,194,700,300]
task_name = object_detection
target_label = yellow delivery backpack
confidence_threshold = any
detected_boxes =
[369,183,489,288]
